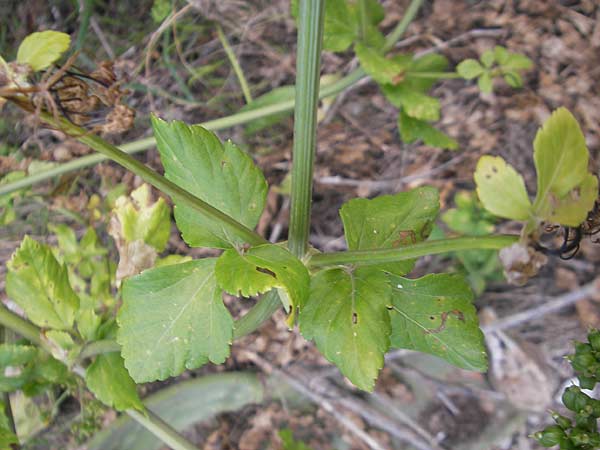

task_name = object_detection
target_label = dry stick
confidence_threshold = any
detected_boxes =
[241,351,388,450]
[89,17,115,60]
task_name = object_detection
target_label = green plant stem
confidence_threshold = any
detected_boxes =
[216,24,252,104]
[233,290,281,340]
[406,72,462,79]
[307,235,518,268]
[0,327,18,447]
[358,0,369,42]
[0,304,200,450]
[79,339,122,360]
[288,0,325,258]
[0,0,424,198]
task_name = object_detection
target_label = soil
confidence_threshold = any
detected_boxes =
[1,0,599,449]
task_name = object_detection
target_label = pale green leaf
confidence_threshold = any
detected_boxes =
[0,345,37,368]
[86,353,143,411]
[398,110,458,150]
[112,184,171,252]
[480,49,495,68]
[456,59,485,80]
[533,108,590,212]
[6,236,79,330]
[118,259,232,382]
[355,43,407,85]
[323,0,357,52]
[474,155,532,220]
[403,53,449,91]
[340,187,439,275]
[546,173,598,227]
[502,52,533,71]
[364,0,385,25]
[503,71,523,88]
[215,244,309,317]
[388,273,487,371]
[299,267,391,391]
[16,31,71,71]
[477,72,493,93]
[152,117,267,249]
[151,0,171,22]
[493,46,510,65]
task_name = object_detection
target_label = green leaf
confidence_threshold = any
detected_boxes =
[151,0,171,23]
[86,353,143,412]
[503,71,523,88]
[493,46,510,65]
[16,31,71,71]
[477,72,493,93]
[323,0,357,52]
[364,0,385,26]
[240,86,295,133]
[502,52,533,71]
[340,187,439,275]
[547,173,598,227]
[404,53,449,91]
[0,405,18,450]
[152,116,267,249]
[279,428,314,450]
[398,110,458,150]
[388,273,487,371]
[474,155,532,220]
[532,108,591,215]
[456,59,485,80]
[111,184,171,252]
[355,43,407,85]
[480,49,495,68]
[118,259,233,382]
[215,244,309,318]
[6,236,79,330]
[300,267,391,391]
[382,82,440,121]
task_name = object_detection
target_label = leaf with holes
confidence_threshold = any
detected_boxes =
[532,108,596,224]
[152,116,267,249]
[86,353,143,412]
[17,31,70,71]
[474,155,532,221]
[215,244,309,319]
[6,236,79,330]
[388,273,487,371]
[117,259,233,382]
[299,267,391,391]
[340,187,439,275]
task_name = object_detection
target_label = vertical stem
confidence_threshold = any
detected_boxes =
[288,0,325,258]
[358,0,369,42]
[0,327,19,449]
[383,0,424,52]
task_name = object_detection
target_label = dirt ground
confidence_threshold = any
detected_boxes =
[1,0,600,449]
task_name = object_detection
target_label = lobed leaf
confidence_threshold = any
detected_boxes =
[546,173,598,227]
[300,267,391,391]
[340,187,439,275]
[152,116,267,249]
[118,259,233,382]
[456,59,485,80]
[215,243,310,318]
[16,31,71,71]
[398,110,458,150]
[86,353,143,412]
[6,236,79,330]
[355,43,407,85]
[474,155,532,221]
[388,273,487,371]
[322,0,356,52]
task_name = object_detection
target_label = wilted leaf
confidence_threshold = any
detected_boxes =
[118,259,232,382]
[16,31,71,71]
[474,155,532,221]
[6,237,79,330]
[300,267,391,391]
[388,273,487,371]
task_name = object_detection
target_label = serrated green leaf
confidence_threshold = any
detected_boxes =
[6,236,79,330]
[118,259,232,382]
[240,86,295,133]
[300,267,391,391]
[382,84,440,121]
[152,116,267,249]
[533,108,590,216]
[322,0,357,52]
[388,273,487,371]
[340,187,439,275]
[480,49,495,68]
[355,43,407,85]
[86,353,143,412]
[502,52,533,71]
[477,71,493,93]
[16,31,71,71]
[215,244,309,318]
[398,110,458,150]
[547,173,598,227]
[474,155,532,220]
[456,59,485,80]
[112,184,171,252]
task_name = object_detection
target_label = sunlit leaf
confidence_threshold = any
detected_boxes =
[118,259,232,382]
[547,173,598,227]
[456,59,485,80]
[16,31,71,71]
[355,43,407,85]
[474,155,532,221]
[388,273,487,371]
[300,267,391,391]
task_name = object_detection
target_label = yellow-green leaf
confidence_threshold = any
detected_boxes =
[547,173,598,227]
[474,155,532,220]
[16,31,70,71]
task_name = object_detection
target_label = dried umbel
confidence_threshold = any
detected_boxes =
[499,242,548,286]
